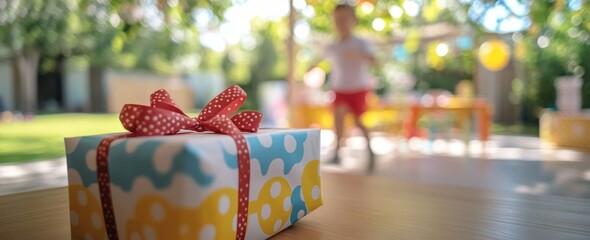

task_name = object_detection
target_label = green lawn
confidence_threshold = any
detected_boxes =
[491,123,539,136]
[0,114,123,164]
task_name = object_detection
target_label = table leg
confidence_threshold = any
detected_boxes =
[478,103,491,141]
[404,105,421,139]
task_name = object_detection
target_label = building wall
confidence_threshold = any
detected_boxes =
[0,60,206,113]
[106,71,194,113]
[184,72,225,109]
[64,61,89,111]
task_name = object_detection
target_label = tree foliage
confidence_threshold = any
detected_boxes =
[221,20,287,110]
[517,1,590,119]
[0,0,230,73]
[305,0,471,38]
[0,0,78,56]
[0,0,230,112]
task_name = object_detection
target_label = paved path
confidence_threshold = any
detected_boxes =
[0,158,67,195]
[2,133,589,198]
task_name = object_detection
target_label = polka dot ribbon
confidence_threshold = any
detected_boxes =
[96,85,262,240]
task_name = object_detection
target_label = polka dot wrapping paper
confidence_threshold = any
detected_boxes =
[63,87,322,240]
[65,130,321,240]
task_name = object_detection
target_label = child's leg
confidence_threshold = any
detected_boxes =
[353,116,373,154]
[353,116,375,172]
[333,105,347,153]
[346,90,373,154]
[347,89,375,172]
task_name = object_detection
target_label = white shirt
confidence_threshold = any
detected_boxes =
[324,37,374,92]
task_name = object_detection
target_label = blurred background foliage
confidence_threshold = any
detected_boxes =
[0,0,230,73]
[0,0,588,121]
[304,0,589,123]
[517,0,590,121]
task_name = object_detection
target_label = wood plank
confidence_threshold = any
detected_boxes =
[2,173,590,240]
[275,173,590,240]
[0,187,70,239]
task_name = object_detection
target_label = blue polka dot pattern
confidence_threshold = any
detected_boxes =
[66,136,103,186]
[67,130,309,190]
[246,131,308,176]
[221,140,238,170]
[109,141,214,191]
[66,137,214,190]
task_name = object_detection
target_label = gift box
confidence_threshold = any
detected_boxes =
[64,86,322,240]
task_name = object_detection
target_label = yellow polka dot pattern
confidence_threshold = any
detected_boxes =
[68,160,323,239]
[301,160,322,211]
[250,177,292,235]
[68,185,106,240]
[125,188,237,240]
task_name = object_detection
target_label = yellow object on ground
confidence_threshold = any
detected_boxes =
[541,111,590,151]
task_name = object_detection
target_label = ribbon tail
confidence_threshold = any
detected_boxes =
[231,111,263,132]
[96,134,133,240]
[203,116,250,240]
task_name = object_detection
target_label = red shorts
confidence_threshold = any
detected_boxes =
[332,89,370,117]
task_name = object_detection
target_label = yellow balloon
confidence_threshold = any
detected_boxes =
[478,39,511,71]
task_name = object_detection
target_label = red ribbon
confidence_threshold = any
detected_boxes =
[96,85,262,240]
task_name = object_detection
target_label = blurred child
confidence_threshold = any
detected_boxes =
[308,4,376,171]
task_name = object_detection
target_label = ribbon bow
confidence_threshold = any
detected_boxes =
[119,85,262,135]
[96,85,261,240]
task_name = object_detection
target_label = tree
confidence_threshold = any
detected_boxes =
[75,0,230,112]
[0,0,81,113]
[0,0,230,112]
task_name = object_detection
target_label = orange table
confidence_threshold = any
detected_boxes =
[404,98,492,141]
[292,98,492,141]
[291,103,407,135]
